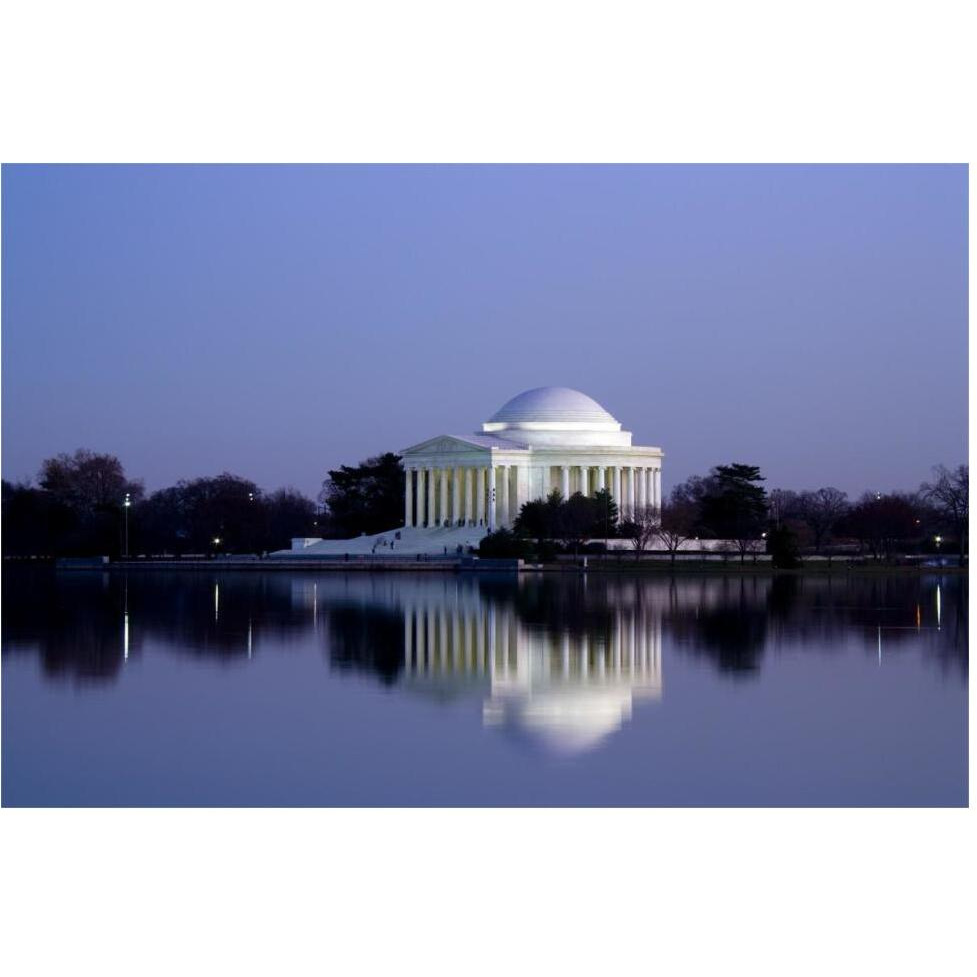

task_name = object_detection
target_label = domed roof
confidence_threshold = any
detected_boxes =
[486,386,619,428]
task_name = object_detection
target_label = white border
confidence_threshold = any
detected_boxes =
[1,2,973,975]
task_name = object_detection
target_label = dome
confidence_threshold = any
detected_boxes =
[484,386,620,431]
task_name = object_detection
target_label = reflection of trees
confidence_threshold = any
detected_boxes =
[666,576,769,676]
[1,568,316,684]
[325,604,404,685]
[2,567,137,683]
[490,575,615,642]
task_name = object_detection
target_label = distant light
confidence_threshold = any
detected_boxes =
[213,537,222,545]
[124,493,131,508]
[935,536,942,543]
[761,532,767,539]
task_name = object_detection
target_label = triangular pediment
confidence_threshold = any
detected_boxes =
[401,434,490,455]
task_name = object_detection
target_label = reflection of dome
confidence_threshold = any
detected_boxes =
[484,387,621,432]
[483,686,637,755]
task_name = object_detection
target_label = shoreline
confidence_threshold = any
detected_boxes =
[5,557,965,576]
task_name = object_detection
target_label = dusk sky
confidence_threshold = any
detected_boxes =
[1,164,967,500]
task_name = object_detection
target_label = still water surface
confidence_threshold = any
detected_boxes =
[1,567,967,806]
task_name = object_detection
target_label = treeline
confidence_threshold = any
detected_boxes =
[2,449,318,557]
[481,462,968,565]
[2,447,968,564]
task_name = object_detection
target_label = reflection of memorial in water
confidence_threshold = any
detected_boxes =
[402,584,662,753]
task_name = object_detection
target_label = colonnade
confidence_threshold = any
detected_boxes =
[404,465,510,530]
[404,462,662,530]
[559,464,662,517]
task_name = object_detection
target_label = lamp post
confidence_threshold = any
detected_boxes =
[123,492,131,558]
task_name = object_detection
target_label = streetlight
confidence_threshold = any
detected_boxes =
[935,535,942,553]
[123,492,131,557]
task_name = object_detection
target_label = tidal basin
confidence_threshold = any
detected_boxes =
[1,567,967,807]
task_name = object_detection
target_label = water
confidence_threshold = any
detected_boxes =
[1,567,967,806]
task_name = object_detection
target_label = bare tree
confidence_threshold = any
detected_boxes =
[768,488,803,526]
[798,487,850,553]
[921,464,968,561]
[619,503,658,561]
[654,497,697,566]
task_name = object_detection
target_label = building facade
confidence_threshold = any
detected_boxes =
[400,386,663,530]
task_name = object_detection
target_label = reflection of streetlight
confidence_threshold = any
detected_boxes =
[123,493,131,557]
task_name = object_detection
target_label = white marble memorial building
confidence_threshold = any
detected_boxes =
[285,386,663,556]
[401,386,663,531]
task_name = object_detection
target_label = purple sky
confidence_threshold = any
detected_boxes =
[1,165,967,500]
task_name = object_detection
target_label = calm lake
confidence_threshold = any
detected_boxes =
[1,567,967,807]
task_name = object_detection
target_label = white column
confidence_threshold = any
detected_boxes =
[439,469,448,527]
[404,468,414,527]
[476,468,485,525]
[513,466,527,519]
[487,467,497,530]
[612,467,622,510]
[579,465,589,496]
[561,466,570,499]
[426,467,436,528]
[499,466,509,527]
[452,468,461,525]
[596,466,606,492]
[464,468,474,525]
[635,467,645,510]
[644,469,653,511]
[627,467,635,516]
[654,468,662,508]
[416,468,426,528]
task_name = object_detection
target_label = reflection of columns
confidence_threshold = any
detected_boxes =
[476,604,485,670]
[439,469,448,526]
[426,467,436,528]
[487,606,496,674]
[452,467,461,525]
[404,608,413,668]
[426,606,436,674]
[404,468,414,527]
[578,466,589,496]
[438,604,448,672]
[487,467,497,530]
[476,468,485,525]
[561,466,570,499]
[464,469,474,525]
[416,468,426,527]
[596,466,606,492]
